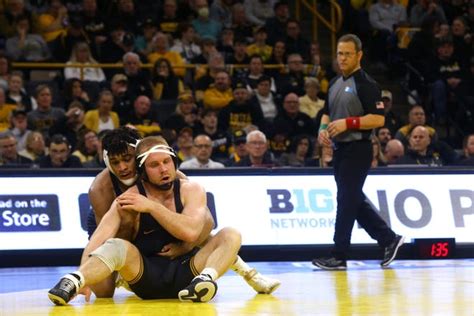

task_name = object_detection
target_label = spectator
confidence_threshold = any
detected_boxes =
[84,90,119,133]
[395,125,443,166]
[134,17,159,58]
[192,0,222,42]
[64,41,106,83]
[226,37,250,81]
[147,32,186,78]
[217,27,235,61]
[27,85,66,139]
[194,108,230,163]
[18,131,46,162]
[0,87,17,132]
[276,53,306,96]
[234,129,275,167]
[375,126,392,150]
[163,92,199,135]
[175,126,194,163]
[71,129,99,163]
[5,72,33,112]
[210,0,234,28]
[277,134,314,167]
[456,133,474,165]
[180,134,225,169]
[381,89,403,135]
[284,19,310,62]
[151,58,185,102]
[37,0,68,42]
[0,0,39,38]
[311,142,333,168]
[83,130,107,168]
[191,37,218,65]
[5,14,51,62]
[266,39,287,78]
[0,55,13,90]
[243,0,275,26]
[122,95,161,137]
[230,3,253,42]
[170,23,202,63]
[273,92,316,139]
[383,138,405,164]
[225,128,249,166]
[108,0,140,34]
[49,100,87,151]
[81,0,108,47]
[38,134,82,168]
[202,70,233,110]
[49,13,90,62]
[158,0,184,38]
[368,0,407,66]
[371,135,387,167]
[246,26,272,62]
[409,0,447,27]
[451,16,472,68]
[299,77,325,119]
[62,78,92,111]
[110,73,133,118]
[265,1,290,45]
[245,54,276,92]
[306,41,329,97]
[0,130,33,167]
[218,80,265,133]
[395,105,437,146]
[121,52,153,99]
[9,109,31,151]
[251,75,281,129]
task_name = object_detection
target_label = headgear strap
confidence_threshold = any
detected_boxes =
[136,145,176,169]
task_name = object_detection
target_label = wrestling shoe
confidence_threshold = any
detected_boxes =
[48,273,82,305]
[178,274,217,303]
[312,257,347,270]
[243,268,281,294]
[381,235,405,267]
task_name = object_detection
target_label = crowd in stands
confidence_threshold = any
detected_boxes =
[0,0,473,169]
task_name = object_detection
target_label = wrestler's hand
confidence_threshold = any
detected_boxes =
[116,192,154,213]
[158,242,193,259]
[318,129,332,147]
[78,285,92,302]
[327,119,347,138]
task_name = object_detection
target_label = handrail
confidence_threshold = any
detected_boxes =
[295,0,343,59]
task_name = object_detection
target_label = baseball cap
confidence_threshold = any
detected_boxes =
[112,74,128,84]
[381,90,392,100]
[232,79,247,90]
[178,91,194,103]
[233,129,247,144]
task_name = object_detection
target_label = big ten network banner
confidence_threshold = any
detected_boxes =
[0,177,94,250]
[0,173,473,251]
[192,174,474,246]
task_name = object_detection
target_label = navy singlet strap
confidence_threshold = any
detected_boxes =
[173,179,184,213]
[136,180,147,196]
[109,172,124,196]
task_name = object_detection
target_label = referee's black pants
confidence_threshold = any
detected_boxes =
[332,140,396,259]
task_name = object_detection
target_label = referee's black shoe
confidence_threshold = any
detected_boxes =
[381,235,405,267]
[312,257,347,270]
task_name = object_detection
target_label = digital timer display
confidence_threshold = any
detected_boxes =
[414,238,455,259]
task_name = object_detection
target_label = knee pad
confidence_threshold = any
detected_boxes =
[89,238,127,273]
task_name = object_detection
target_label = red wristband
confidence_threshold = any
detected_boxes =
[346,117,360,129]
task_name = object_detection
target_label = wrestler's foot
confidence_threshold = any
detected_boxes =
[312,257,347,270]
[178,274,217,303]
[243,268,281,294]
[48,274,82,306]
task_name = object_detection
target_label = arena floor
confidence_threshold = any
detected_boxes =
[0,260,473,315]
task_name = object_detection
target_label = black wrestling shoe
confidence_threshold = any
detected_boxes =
[381,235,405,267]
[178,274,217,303]
[48,274,81,306]
[312,257,347,270]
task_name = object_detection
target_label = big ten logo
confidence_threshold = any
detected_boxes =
[0,195,61,232]
[267,189,334,214]
[78,193,91,232]
[267,189,474,228]
[206,192,217,228]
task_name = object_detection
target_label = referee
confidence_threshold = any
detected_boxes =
[312,34,404,270]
